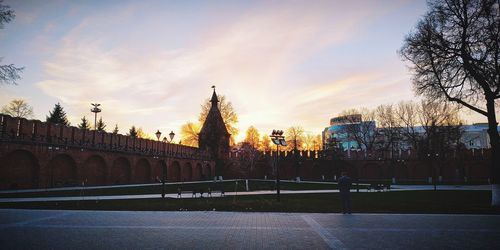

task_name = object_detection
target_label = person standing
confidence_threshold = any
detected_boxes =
[338,171,352,214]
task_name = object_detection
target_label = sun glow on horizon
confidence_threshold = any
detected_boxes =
[1,0,490,145]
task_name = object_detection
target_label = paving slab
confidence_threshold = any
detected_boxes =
[0,209,499,249]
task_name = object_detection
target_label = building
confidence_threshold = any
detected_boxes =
[198,88,231,177]
[323,114,499,151]
[322,114,376,151]
[460,123,493,149]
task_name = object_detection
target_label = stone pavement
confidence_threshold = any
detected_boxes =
[0,209,499,249]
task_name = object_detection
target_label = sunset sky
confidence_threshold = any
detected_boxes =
[0,0,487,142]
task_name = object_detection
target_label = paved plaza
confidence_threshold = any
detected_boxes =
[1,209,499,249]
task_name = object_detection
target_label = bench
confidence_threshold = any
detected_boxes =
[176,189,225,198]
[176,190,193,198]
[367,183,391,192]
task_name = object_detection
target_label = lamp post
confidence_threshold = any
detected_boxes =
[90,103,101,131]
[160,131,174,198]
[428,153,439,191]
[155,129,162,155]
[162,131,175,143]
[154,130,166,198]
[270,129,286,202]
[155,130,162,141]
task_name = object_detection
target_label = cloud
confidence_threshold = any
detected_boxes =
[33,0,406,139]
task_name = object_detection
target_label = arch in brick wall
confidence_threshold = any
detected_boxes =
[311,163,322,179]
[135,158,151,183]
[468,162,490,179]
[0,150,39,190]
[359,163,382,179]
[82,155,107,186]
[48,154,77,187]
[203,163,211,180]
[171,161,181,182]
[111,157,131,184]
[410,162,431,179]
[152,160,167,182]
[196,163,202,180]
[184,162,193,181]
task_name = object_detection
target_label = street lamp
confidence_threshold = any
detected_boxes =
[158,130,175,198]
[162,131,175,143]
[154,130,166,198]
[428,153,440,191]
[155,129,162,155]
[90,103,101,131]
[270,129,286,202]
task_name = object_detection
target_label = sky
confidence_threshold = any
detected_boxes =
[0,0,488,142]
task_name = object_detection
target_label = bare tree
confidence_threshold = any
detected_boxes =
[180,122,201,147]
[0,0,23,85]
[259,135,271,152]
[313,135,323,150]
[374,104,401,155]
[1,99,33,118]
[400,0,500,205]
[244,126,260,149]
[418,100,463,157]
[285,126,305,151]
[302,134,316,151]
[395,101,421,150]
[135,127,152,140]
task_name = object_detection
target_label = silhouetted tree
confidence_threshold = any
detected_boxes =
[78,116,91,130]
[128,126,137,138]
[96,117,106,132]
[0,0,23,85]
[1,99,33,118]
[400,0,500,205]
[46,103,69,125]
[112,124,119,134]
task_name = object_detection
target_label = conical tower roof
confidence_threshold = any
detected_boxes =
[199,87,230,138]
[198,86,231,177]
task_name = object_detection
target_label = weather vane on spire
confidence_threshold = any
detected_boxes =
[211,85,216,90]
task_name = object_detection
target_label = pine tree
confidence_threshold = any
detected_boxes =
[78,116,91,130]
[46,103,70,125]
[112,124,119,134]
[96,117,106,132]
[128,126,137,138]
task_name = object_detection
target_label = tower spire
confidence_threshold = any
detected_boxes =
[211,85,219,106]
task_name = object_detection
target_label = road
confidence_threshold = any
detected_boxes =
[1,209,499,249]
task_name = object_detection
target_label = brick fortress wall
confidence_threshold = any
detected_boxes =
[224,148,491,184]
[0,114,214,190]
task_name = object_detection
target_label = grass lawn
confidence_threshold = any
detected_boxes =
[0,180,363,198]
[1,191,498,214]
